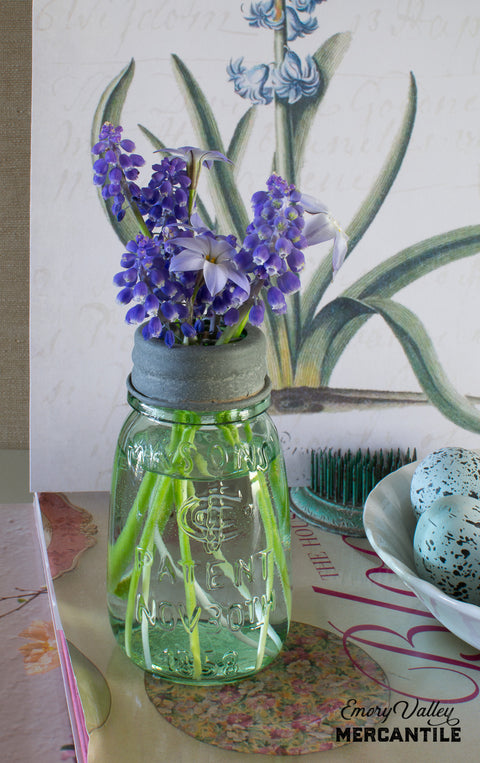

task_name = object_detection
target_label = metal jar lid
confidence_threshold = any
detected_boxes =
[128,324,271,411]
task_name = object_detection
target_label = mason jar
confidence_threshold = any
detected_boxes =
[107,325,291,684]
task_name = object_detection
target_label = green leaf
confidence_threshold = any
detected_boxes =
[171,54,249,240]
[316,225,480,383]
[278,33,352,370]
[357,296,480,433]
[290,32,352,171]
[347,73,418,253]
[91,59,140,246]
[297,294,480,433]
[137,123,165,151]
[300,72,418,332]
[227,106,257,171]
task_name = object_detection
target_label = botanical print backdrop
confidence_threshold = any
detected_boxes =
[30,0,480,490]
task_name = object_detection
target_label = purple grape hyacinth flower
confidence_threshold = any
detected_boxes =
[93,121,346,346]
[92,122,145,222]
[157,146,232,215]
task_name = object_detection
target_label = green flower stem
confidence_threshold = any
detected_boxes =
[153,527,278,655]
[140,534,155,670]
[244,422,292,619]
[108,418,186,594]
[219,416,291,669]
[211,548,281,654]
[220,418,291,615]
[108,468,159,594]
[124,477,174,657]
[122,421,198,658]
[253,475,275,669]
[175,478,202,681]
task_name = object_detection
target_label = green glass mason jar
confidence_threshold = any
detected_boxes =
[107,325,291,685]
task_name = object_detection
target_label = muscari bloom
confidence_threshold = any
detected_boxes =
[129,155,191,232]
[92,122,145,221]
[94,124,345,344]
[237,173,307,314]
[227,58,275,105]
[157,146,232,214]
[302,194,349,275]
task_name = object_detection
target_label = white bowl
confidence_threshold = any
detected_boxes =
[363,462,480,650]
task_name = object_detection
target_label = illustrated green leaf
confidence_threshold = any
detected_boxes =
[359,297,480,433]
[316,225,480,382]
[279,33,352,368]
[300,72,418,332]
[297,294,480,433]
[346,73,417,253]
[227,106,257,171]
[136,123,165,152]
[171,54,249,240]
[290,32,352,171]
[91,59,140,246]
[138,123,215,231]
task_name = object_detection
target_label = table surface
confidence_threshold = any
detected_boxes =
[37,489,480,762]
[3,452,480,762]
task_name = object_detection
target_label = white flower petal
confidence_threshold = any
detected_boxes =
[169,250,205,273]
[204,260,228,296]
[224,266,250,295]
[158,146,232,167]
[332,231,349,275]
[300,193,329,214]
[304,214,336,246]
[169,236,211,257]
[211,239,237,261]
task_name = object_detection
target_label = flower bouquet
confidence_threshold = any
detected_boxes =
[92,123,344,684]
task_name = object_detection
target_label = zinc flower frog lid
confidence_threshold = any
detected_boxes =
[128,323,271,412]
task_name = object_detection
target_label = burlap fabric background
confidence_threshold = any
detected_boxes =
[0,1,31,448]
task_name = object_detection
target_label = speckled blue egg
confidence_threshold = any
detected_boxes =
[410,446,480,520]
[413,495,480,605]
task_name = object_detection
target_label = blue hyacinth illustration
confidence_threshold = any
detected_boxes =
[91,0,480,434]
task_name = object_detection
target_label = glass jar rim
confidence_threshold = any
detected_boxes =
[126,386,272,423]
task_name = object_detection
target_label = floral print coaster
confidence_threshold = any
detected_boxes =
[144,621,389,755]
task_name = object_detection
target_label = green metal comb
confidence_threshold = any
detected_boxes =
[290,447,417,536]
